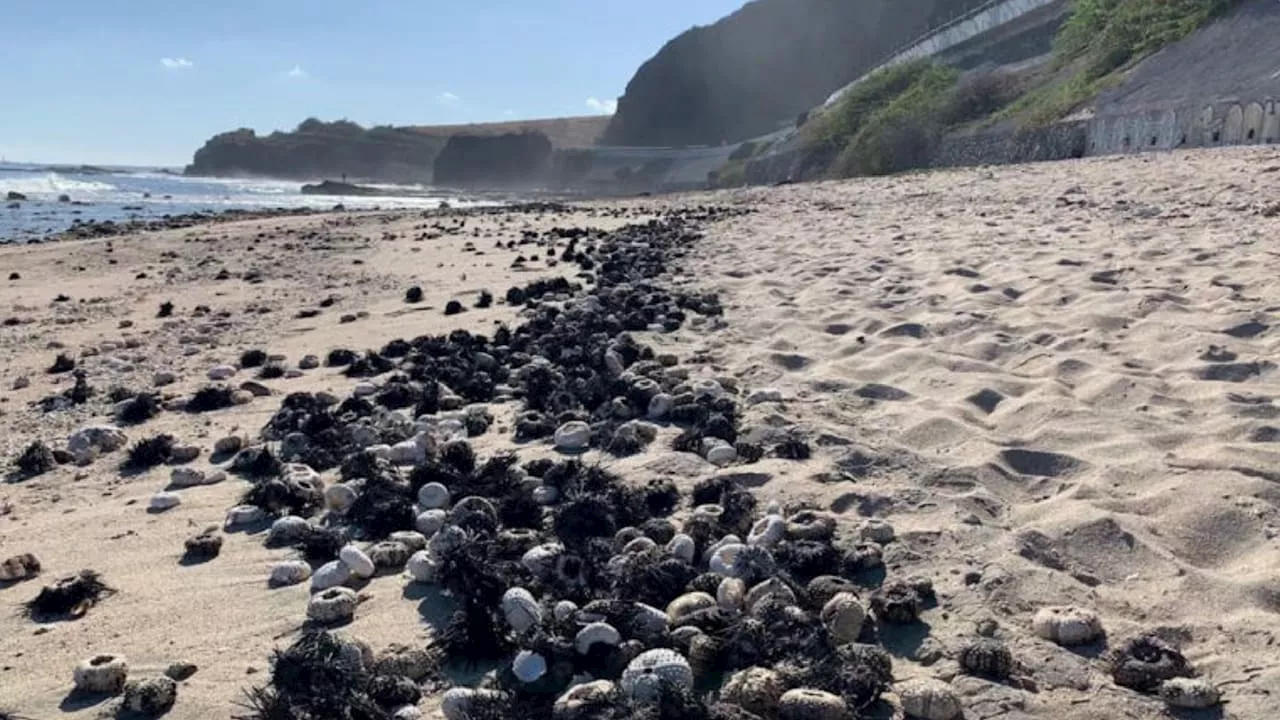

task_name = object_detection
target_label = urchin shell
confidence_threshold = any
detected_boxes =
[786,510,836,541]
[620,648,693,702]
[1107,633,1193,693]
[369,540,411,570]
[441,688,505,720]
[575,622,622,654]
[807,575,860,609]
[270,560,312,587]
[553,680,620,719]
[958,638,1015,679]
[667,591,717,622]
[745,579,797,614]
[373,644,437,681]
[339,545,376,579]
[778,688,848,720]
[720,666,785,716]
[869,581,921,625]
[717,577,746,610]
[513,650,549,683]
[73,654,129,694]
[122,676,177,716]
[417,482,451,509]
[311,560,350,590]
[429,525,468,559]
[502,587,542,633]
[623,536,658,554]
[268,515,313,546]
[521,543,564,578]
[747,515,786,547]
[224,504,267,528]
[406,551,438,583]
[415,509,447,536]
[388,530,428,552]
[307,586,358,624]
[688,633,723,679]
[821,592,867,644]
[709,543,746,576]
[325,483,358,514]
[667,534,696,564]
[898,678,961,720]
[1031,606,1104,646]
[1159,677,1221,709]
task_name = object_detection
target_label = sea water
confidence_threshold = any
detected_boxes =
[0,164,495,242]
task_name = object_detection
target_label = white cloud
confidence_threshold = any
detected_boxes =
[161,57,193,70]
[437,91,460,106]
[503,109,515,117]
[586,97,617,114]
[286,65,308,79]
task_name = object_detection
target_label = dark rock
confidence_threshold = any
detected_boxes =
[5,191,27,201]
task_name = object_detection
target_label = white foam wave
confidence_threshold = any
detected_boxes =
[0,172,116,198]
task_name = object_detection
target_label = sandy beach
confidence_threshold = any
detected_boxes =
[3,146,1280,720]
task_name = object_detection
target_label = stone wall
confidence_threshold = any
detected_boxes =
[932,122,1088,167]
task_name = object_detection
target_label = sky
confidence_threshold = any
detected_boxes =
[0,0,744,167]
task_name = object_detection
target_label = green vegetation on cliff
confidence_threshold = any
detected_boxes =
[1010,0,1238,124]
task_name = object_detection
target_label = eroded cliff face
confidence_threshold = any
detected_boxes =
[432,133,554,188]
[603,0,985,147]
[184,120,444,183]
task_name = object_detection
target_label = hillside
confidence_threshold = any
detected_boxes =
[603,0,988,147]
[409,116,609,149]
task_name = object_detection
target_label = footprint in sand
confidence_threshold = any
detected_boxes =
[1224,320,1268,339]
[1000,448,1083,477]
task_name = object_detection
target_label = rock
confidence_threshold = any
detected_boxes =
[311,561,350,591]
[748,388,784,404]
[778,688,847,720]
[74,654,129,694]
[152,371,177,387]
[6,191,27,201]
[104,357,133,372]
[224,504,267,528]
[270,560,313,587]
[0,553,41,582]
[169,467,224,488]
[12,376,30,390]
[240,381,271,397]
[214,436,244,456]
[122,676,177,716]
[415,509,447,536]
[554,421,591,452]
[325,483,358,514]
[339,545,376,579]
[268,516,313,546]
[148,492,181,511]
[298,355,320,370]
[705,442,737,466]
[208,365,237,381]
[647,393,674,420]
[167,445,201,464]
[406,551,438,583]
[164,662,198,681]
[353,382,378,397]
[388,439,427,465]
[67,425,128,463]
[861,519,896,544]
[417,483,451,509]
[231,390,254,405]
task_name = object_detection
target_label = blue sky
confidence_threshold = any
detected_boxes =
[0,0,744,166]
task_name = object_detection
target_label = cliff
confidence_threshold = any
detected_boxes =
[185,116,610,184]
[432,132,554,188]
[603,0,989,147]
[184,120,445,183]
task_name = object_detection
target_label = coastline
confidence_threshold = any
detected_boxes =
[1,146,1279,719]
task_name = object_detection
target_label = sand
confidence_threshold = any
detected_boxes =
[2,146,1279,719]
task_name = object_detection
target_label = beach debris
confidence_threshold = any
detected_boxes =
[1032,606,1104,646]
[26,570,114,620]
[183,528,223,561]
[73,654,129,694]
[1107,633,1193,693]
[122,676,177,716]
[1159,677,1221,709]
[164,663,198,682]
[0,553,41,583]
[897,678,962,720]
[14,441,56,477]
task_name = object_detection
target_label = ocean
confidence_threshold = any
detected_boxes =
[0,163,495,243]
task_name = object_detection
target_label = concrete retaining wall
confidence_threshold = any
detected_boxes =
[933,122,1088,167]
[1088,99,1280,154]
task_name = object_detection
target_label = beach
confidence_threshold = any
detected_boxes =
[2,146,1279,719]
